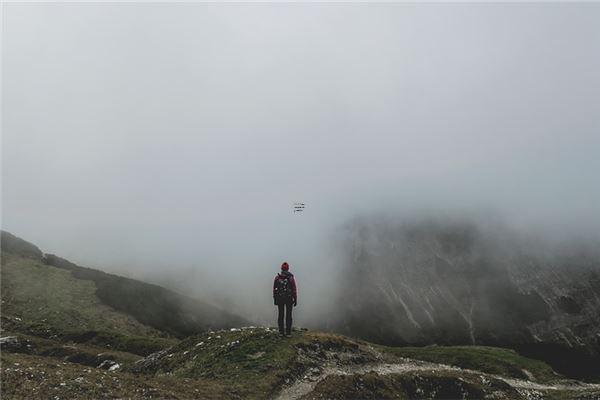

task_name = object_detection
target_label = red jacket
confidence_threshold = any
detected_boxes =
[273,271,297,301]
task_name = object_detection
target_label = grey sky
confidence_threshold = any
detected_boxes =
[2,3,599,323]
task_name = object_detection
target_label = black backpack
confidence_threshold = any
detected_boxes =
[275,274,293,299]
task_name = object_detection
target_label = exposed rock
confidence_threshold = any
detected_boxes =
[0,336,32,353]
[331,218,600,379]
[108,363,120,372]
[97,360,118,370]
[130,349,170,373]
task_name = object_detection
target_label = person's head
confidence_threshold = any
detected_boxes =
[281,262,289,271]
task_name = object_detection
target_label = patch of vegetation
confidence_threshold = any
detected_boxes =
[62,331,176,356]
[131,327,574,398]
[381,344,559,383]
[542,389,600,400]
[1,230,248,343]
[302,372,409,400]
[304,368,599,400]
[134,327,305,399]
[43,253,248,337]
[1,352,231,400]
[0,331,155,378]
[1,253,161,338]
[515,342,600,383]
[300,370,531,400]
[1,231,43,260]
[131,328,371,399]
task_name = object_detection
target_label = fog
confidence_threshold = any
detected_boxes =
[2,3,599,325]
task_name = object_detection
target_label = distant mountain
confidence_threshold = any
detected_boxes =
[329,217,600,381]
[1,230,248,340]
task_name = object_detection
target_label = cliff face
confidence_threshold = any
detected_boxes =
[331,218,600,379]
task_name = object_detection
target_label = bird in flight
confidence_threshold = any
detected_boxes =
[293,203,305,213]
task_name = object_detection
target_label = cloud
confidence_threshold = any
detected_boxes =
[2,3,599,323]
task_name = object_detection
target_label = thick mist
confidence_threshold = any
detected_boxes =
[2,4,600,326]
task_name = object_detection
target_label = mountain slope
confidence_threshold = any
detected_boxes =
[329,217,600,381]
[1,251,161,339]
[1,230,247,340]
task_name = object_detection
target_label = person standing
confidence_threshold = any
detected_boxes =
[273,262,297,336]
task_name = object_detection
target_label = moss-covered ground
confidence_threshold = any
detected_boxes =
[1,253,163,339]
[1,352,231,400]
[132,328,334,399]
[380,344,559,383]
[4,325,599,399]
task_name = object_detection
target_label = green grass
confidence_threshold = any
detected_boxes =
[301,370,600,400]
[42,253,248,337]
[380,344,559,383]
[136,328,302,399]
[4,343,596,400]
[3,324,584,400]
[2,231,248,341]
[1,253,162,339]
[1,331,143,365]
[62,330,177,356]
[0,231,43,260]
[1,352,231,400]
[301,370,517,400]
[133,328,370,399]
[138,328,575,399]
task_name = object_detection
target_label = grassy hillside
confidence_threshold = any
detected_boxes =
[3,310,599,399]
[381,345,559,383]
[42,253,248,337]
[1,252,161,339]
[1,230,247,340]
[1,351,231,400]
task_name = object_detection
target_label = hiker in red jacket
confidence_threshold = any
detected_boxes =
[273,262,297,336]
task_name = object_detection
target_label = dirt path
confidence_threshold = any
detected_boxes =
[275,357,600,400]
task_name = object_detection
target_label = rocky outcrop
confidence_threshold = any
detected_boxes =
[331,217,600,380]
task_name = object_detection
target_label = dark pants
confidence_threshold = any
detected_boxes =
[277,301,293,334]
